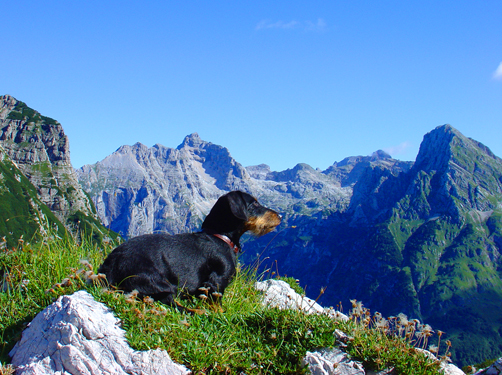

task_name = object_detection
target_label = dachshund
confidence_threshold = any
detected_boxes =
[98,191,281,311]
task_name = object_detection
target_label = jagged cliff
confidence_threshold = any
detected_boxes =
[77,125,502,366]
[0,95,116,243]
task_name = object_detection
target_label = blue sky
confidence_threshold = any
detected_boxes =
[3,1,501,172]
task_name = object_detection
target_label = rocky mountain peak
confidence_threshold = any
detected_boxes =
[246,164,271,180]
[371,149,392,160]
[116,142,149,155]
[413,124,457,172]
[177,132,204,149]
[0,95,17,120]
[412,124,496,173]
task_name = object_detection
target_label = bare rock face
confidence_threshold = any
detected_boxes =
[474,358,502,375]
[9,291,190,375]
[0,95,97,227]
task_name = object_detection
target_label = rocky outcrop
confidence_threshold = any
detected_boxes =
[9,291,190,375]
[0,95,98,231]
[255,279,348,320]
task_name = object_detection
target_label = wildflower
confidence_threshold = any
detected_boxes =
[143,296,155,304]
[179,319,190,327]
[374,316,389,332]
[60,278,72,287]
[125,289,140,304]
[350,299,364,317]
[79,259,93,270]
[428,345,439,354]
[88,273,107,285]
[397,313,408,326]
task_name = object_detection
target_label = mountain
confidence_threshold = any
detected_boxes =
[0,95,117,244]
[77,125,502,367]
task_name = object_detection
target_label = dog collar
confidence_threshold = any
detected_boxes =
[212,234,240,254]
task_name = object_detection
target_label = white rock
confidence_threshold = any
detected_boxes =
[255,279,347,319]
[302,348,365,375]
[9,291,190,375]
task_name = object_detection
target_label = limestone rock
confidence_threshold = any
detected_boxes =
[416,348,465,375]
[255,279,348,321]
[302,348,365,375]
[9,291,190,375]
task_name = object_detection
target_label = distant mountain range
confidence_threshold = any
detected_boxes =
[2,94,502,367]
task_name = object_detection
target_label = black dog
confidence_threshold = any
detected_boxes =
[98,191,281,309]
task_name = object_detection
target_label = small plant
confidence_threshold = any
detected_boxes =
[346,299,449,374]
[0,363,14,375]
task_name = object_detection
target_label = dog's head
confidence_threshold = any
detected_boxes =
[202,191,281,236]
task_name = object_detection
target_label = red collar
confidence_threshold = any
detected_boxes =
[212,234,239,254]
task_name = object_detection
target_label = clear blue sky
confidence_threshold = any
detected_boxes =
[3,1,502,172]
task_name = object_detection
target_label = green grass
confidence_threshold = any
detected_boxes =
[0,233,447,374]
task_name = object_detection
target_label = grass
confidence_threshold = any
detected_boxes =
[0,232,449,374]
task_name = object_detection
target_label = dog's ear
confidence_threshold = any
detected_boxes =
[226,191,249,220]
[202,191,249,233]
